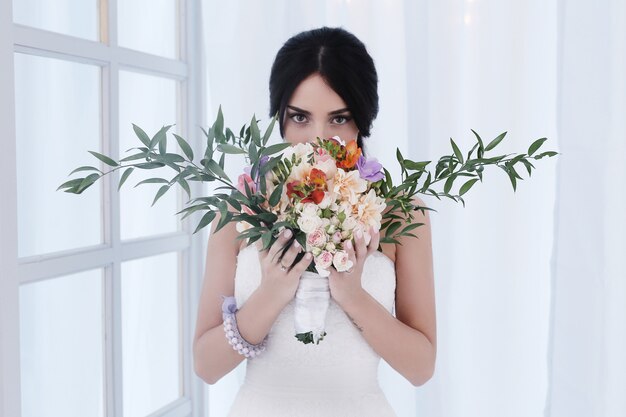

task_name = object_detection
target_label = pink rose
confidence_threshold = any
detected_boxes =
[333,250,354,272]
[307,228,328,248]
[315,250,334,270]
[236,173,256,194]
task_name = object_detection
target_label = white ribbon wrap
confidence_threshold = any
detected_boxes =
[294,271,330,344]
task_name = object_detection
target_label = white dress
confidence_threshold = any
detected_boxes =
[227,245,398,417]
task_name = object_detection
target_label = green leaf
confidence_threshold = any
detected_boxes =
[217,143,247,154]
[450,138,464,164]
[521,159,534,176]
[173,133,194,161]
[151,184,171,206]
[57,178,84,192]
[120,152,149,162]
[262,112,278,145]
[77,173,101,193]
[471,129,485,158]
[403,160,431,171]
[69,165,102,176]
[132,124,151,147]
[134,178,169,187]
[250,114,261,146]
[88,150,118,167]
[444,173,457,194]
[178,177,191,199]
[206,159,230,181]
[193,211,216,234]
[396,148,404,164]
[386,221,402,237]
[268,183,283,207]
[262,142,291,156]
[401,222,425,234]
[261,230,273,250]
[528,137,547,156]
[118,167,134,191]
[459,178,479,196]
[484,131,507,152]
[214,105,224,138]
[535,150,558,159]
[149,125,172,150]
[135,161,166,169]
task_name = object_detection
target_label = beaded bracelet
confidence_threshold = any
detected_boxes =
[221,295,268,358]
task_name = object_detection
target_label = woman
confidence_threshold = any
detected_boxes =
[193,26,437,416]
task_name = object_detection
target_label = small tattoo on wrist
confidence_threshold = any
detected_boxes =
[345,312,363,332]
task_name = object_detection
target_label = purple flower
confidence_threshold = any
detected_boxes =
[356,155,384,182]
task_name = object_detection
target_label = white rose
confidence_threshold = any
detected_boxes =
[297,214,322,234]
[332,250,354,272]
[301,202,320,217]
[325,242,336,252]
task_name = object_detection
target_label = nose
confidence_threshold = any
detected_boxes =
[312,122,330,141]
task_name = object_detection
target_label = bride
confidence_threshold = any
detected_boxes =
[193,26,437,416]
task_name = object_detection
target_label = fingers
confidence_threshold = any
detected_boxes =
[344,239,357,272]
[353,228,368,261]
[280,239,302,270]
[290,251,313,276]
[265,229,293,263]
[367,226,380,255]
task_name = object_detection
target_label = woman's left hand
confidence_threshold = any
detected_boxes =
[328,226,380,307]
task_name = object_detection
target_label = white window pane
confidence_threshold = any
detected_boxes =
[119,70,180,241]
[118,0,178,58]
[14,53,102,258]
[19,269,104,417]
[12,0,98,41]
[121,252,181,416]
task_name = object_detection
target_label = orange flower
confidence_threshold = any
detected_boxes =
[302,189,325,204]
[337,140,362,169]
[308,168,327,190]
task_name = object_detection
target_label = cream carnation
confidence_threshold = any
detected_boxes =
[356,189,387,231]
[333,168,368,205]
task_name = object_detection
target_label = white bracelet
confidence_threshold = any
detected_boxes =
[221,295,268,358]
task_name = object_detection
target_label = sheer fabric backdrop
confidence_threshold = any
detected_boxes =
[199,1,625,416]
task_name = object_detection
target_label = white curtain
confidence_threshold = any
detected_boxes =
[199,1,626,416]
[546,1,626,416]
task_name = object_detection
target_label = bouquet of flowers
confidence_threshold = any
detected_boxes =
[58,106,558,344]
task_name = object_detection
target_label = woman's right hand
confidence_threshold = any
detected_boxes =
[255,229,312,306]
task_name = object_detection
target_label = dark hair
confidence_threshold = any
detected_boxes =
[269,26,379,155]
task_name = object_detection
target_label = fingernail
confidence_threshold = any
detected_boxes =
[356,230,363,239]
[284,229,292,238]
[294,241,301,249]
[305,253,312,259]
[346,240,353,249]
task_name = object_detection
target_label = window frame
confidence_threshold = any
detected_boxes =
[0,0,207,415]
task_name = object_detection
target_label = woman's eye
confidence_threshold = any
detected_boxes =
[289,113,307,123]
[333,115,351,124]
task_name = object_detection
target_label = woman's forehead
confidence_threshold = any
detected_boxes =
[288,73,349,113]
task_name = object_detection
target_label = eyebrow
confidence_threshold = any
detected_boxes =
[286,105,350,116]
